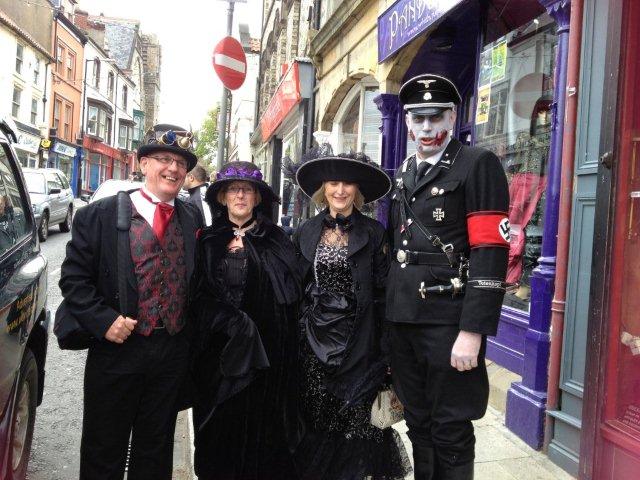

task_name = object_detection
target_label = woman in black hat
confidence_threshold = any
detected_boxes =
[293,153,411,480]
[189,161,303,479]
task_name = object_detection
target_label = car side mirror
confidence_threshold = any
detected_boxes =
[80,194,90,203]
[49,188,61,194]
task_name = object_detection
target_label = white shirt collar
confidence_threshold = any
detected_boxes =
[416,136,452,166]
[142,186,175,206]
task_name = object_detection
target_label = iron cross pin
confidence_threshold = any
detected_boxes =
[433,208,445,221]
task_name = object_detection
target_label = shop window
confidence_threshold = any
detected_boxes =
[15,43,24,74]
[335,81,381,163]
[474,13,557,312]
[31,98,38,125]
[12,86,22,118]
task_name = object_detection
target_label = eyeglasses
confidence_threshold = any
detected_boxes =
[227,186,256,196]
[148,155,189,170]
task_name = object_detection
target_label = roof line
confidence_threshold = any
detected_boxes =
[0,9,55,61]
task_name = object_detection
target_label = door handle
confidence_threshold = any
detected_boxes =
[600,151,613,169]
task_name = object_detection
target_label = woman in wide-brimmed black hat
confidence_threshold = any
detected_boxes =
[190,161,303,479]
[293,153,411,480]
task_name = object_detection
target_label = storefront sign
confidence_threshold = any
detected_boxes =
[83,136,124,160]
[260,63,301,142]
[377,0,464,63]
[52,141,77,158]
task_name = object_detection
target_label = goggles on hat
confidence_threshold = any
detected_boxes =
[147,128,194,150]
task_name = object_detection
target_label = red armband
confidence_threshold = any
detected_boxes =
[467,211,510,248]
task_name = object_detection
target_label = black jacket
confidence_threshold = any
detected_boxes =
[386,138,510,335]
[294,209,390,405]
[189,213,303,476]
[59,193,203,340]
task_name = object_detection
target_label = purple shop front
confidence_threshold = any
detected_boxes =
[375,0,572,450]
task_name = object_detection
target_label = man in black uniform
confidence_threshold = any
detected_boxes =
[182,163,212,225]
[387,74,510,480]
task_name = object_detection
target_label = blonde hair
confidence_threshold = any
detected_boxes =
[311,182,365,210]
[217,183,262,206]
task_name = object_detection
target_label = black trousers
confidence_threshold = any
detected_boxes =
[80,329,189,480]
[390,323,488,470]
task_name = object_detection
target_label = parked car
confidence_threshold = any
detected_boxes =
[23,168,74,242]
[0,118,49,480]
[82,178,144,204]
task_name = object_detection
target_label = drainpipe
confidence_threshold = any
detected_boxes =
[544,0,583,448]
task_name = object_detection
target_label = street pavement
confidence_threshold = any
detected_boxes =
[27,215,85,480]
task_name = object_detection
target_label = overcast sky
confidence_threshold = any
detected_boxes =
[81,0,262,130]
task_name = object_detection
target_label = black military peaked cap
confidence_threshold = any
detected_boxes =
[399,74,462,115]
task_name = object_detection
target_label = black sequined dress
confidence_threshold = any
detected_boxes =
[296,232,411,480]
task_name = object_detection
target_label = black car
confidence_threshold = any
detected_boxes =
[0,118,49,480]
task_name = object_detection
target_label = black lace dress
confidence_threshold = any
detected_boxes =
[295,229,411,480]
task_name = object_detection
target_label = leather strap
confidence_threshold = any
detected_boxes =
[393,249,463,266]
[116,191,132,316]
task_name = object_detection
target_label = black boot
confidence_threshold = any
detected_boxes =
[436,461,474,480]
[413,445,436,480]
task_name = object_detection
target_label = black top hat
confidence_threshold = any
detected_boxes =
[399,74,462,115]
[137,123,198,171]
[296,153,392,204]
[205,161,279,216]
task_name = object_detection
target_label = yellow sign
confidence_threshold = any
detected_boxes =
[40,139,51,149]
[476,85,491,125]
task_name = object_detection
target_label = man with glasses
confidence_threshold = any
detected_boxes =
[59,123,203,479]
[386,75,511,480]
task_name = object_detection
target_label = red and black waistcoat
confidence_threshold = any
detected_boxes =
[129,206,187,335]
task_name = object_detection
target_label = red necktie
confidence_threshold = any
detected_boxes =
[139,189,175,240]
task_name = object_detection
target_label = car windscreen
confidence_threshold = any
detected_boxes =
[24,172,46,194]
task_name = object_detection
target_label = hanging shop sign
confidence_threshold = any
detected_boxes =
[260,63,301,142]
[52,141,77,158]
[377,0,464,63]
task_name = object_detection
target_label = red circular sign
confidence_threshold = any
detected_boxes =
[212,36,247,91]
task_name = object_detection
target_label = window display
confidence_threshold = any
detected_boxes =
[474,13,557,312]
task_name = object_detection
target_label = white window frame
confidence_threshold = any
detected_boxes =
[12,86,22,117]
[331,77,380,156]
[87,105,99,135]
[16,43,24,74]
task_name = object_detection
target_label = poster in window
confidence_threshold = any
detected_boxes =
[476,85,491,125]
[491,41,507,82]
[478,48,493,87]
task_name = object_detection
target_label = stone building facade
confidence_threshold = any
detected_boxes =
[140,33,161,131]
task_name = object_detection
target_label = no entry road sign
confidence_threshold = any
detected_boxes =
[212,36,247,90]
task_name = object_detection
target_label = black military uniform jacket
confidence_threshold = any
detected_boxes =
[386,138,510,336]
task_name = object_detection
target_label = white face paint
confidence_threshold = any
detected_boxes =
[405,109,457,159]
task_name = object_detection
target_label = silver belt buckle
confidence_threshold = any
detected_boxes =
[396,249,407,263]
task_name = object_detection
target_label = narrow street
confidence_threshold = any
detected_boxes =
[26,222,85,480]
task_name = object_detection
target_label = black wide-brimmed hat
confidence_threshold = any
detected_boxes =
[205,161,280,214]
[296,153,392,204]
[138,123,198,171]
[399,74,462,115]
